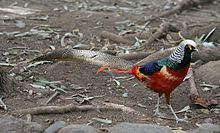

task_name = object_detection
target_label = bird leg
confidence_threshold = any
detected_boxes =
[167,104,188,123]
[154,94,165,117]
[154,94,161,116]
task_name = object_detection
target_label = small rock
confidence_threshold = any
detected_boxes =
[44,121,66,133]
[58,124,101,133]
[0,115,43,133]
[187,123,220,133]
[108,123,172,133]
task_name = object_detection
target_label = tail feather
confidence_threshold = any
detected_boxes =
[32,49,134,69]
[32,49,76,61]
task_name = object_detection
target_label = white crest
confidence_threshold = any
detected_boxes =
[180,40,197,48]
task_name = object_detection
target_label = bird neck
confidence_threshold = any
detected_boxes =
[172,52,192,70]
[168,45,192,70]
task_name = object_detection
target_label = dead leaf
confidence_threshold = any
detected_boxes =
[190,94,218,108]
[92,117,112,124]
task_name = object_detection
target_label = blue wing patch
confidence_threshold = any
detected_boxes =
[139,60,162,75]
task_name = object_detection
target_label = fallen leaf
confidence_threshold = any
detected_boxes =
[92,117,112,124]
[190,95,218,108]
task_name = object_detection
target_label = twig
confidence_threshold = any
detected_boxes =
[158,115,175,120]
[149,22,178,43]
[100,31,133,45]
[45,91,60,105]
[10,51,27,60]
[15,102,138,115]
[0,97,7,110]
[16,104,116,115]
[200,83,219,89]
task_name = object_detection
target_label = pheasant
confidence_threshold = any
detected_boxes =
[32,40,197,123]
[98,39,197,122]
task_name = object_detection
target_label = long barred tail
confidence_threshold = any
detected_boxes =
[32,49,74,61]
[32,49,134,70]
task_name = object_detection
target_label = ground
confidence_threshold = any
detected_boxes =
[0,0,219,132]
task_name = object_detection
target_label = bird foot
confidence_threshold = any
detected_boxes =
[154,111,166,117]
[175,117,188,123]
[154,108,164,117]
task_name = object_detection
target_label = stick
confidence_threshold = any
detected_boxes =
[100,31,133,45]
[148,22,178,44]
[15,102,138,115]
[45,91,60,105]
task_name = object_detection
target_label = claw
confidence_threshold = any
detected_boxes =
[168,104,188,123]
[154,107,161,116]
[175,117,188,123]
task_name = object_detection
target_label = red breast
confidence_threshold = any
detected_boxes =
[145,65,190,94]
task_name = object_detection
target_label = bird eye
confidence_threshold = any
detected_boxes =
[188,45,192,51]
